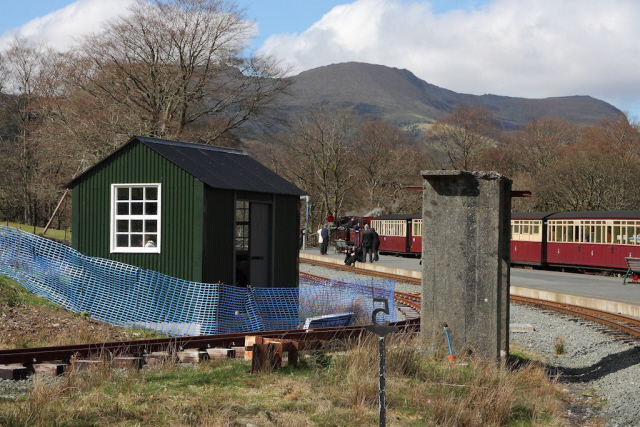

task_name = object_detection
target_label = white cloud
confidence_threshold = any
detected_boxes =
[0,0,136,51]
[2,0,639,115]
[259,0,640,115]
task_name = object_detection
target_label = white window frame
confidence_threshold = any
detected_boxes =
[110,183,161,253]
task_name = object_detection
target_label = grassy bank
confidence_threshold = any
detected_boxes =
[1,221,71,243]
[0,334,568,427]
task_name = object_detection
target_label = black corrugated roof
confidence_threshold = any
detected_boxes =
[66,136,307,196]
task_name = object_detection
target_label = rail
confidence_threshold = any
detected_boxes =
[4,260,640,372]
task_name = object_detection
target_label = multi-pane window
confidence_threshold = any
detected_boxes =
[371,219,406,237]
[546,219,640,245]
[412,219,422,237]
[111,184,160,253]
[236,200,249,251]
[511,220,542,242]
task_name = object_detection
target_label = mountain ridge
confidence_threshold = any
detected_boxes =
[286,62,621,130]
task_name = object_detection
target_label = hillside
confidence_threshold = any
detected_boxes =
[285,62,622,130]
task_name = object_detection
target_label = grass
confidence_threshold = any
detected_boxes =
[0,274,59,309]
[0,273,572,425]
[0,332,572,426]
[1,221,71,243]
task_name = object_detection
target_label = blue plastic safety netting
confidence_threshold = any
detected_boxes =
[0,225,395,336]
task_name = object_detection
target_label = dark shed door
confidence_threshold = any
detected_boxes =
[250,202,272,287]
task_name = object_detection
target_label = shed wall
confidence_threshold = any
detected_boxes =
[273,194,301,287]
[71,142,203,281]
[202,187,235,285]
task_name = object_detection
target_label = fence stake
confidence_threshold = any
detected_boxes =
[365,297,397,427]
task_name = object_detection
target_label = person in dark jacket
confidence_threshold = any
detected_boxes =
[319,224,330,255]
[344,245,364,266]
[371,227,380,261]
[360,224,374,263]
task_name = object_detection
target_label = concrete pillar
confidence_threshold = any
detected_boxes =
[420,170,511,360]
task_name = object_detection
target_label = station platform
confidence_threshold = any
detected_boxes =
[299,247,640,318]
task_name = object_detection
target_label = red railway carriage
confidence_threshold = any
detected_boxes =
[510,212,554,266]
[335,210,640,273]
[544,210,640,271]
[370,214,422,256]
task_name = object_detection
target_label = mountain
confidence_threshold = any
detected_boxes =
[285,62,622,130]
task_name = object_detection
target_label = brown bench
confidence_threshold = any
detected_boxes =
[623,257,640,285]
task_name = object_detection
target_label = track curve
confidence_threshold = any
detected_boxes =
[3,260,640,367]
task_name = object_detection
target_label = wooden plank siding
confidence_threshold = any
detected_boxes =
[71,141,203,281]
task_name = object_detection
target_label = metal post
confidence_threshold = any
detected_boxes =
[366,297,397,427]
[301,195,310,250]
[377,335,387,427]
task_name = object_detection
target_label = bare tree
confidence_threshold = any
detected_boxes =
[537,150,640,211]
[0,38,48,225]
[270,105,358,227]
[427,104,500,170]
[69,0,292,141]
[350,118,430,214]
[0,51,8,93]
[510,118,581,175]
[581,115,640,160]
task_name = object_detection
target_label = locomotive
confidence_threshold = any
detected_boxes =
[334,210,640,273]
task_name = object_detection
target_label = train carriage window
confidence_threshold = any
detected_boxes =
[614,226,623,243]
[378,220,406,237]
[554,223,561,242]
[412,219,422,237]
[631,223,639,245]
[511,220,544,241]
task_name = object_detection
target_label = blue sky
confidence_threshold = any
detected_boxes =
[1,0,639,119]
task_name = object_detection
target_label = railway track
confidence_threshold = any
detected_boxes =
[302,257,640,341]
[2,259,640,376]
[511,295,640,340]
[302,256,422,285]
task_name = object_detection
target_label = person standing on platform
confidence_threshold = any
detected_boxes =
[371,227,380,261]
[361,224,374,263]
[319,223,329,255]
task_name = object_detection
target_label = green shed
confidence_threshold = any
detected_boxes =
[66,136,307,287]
